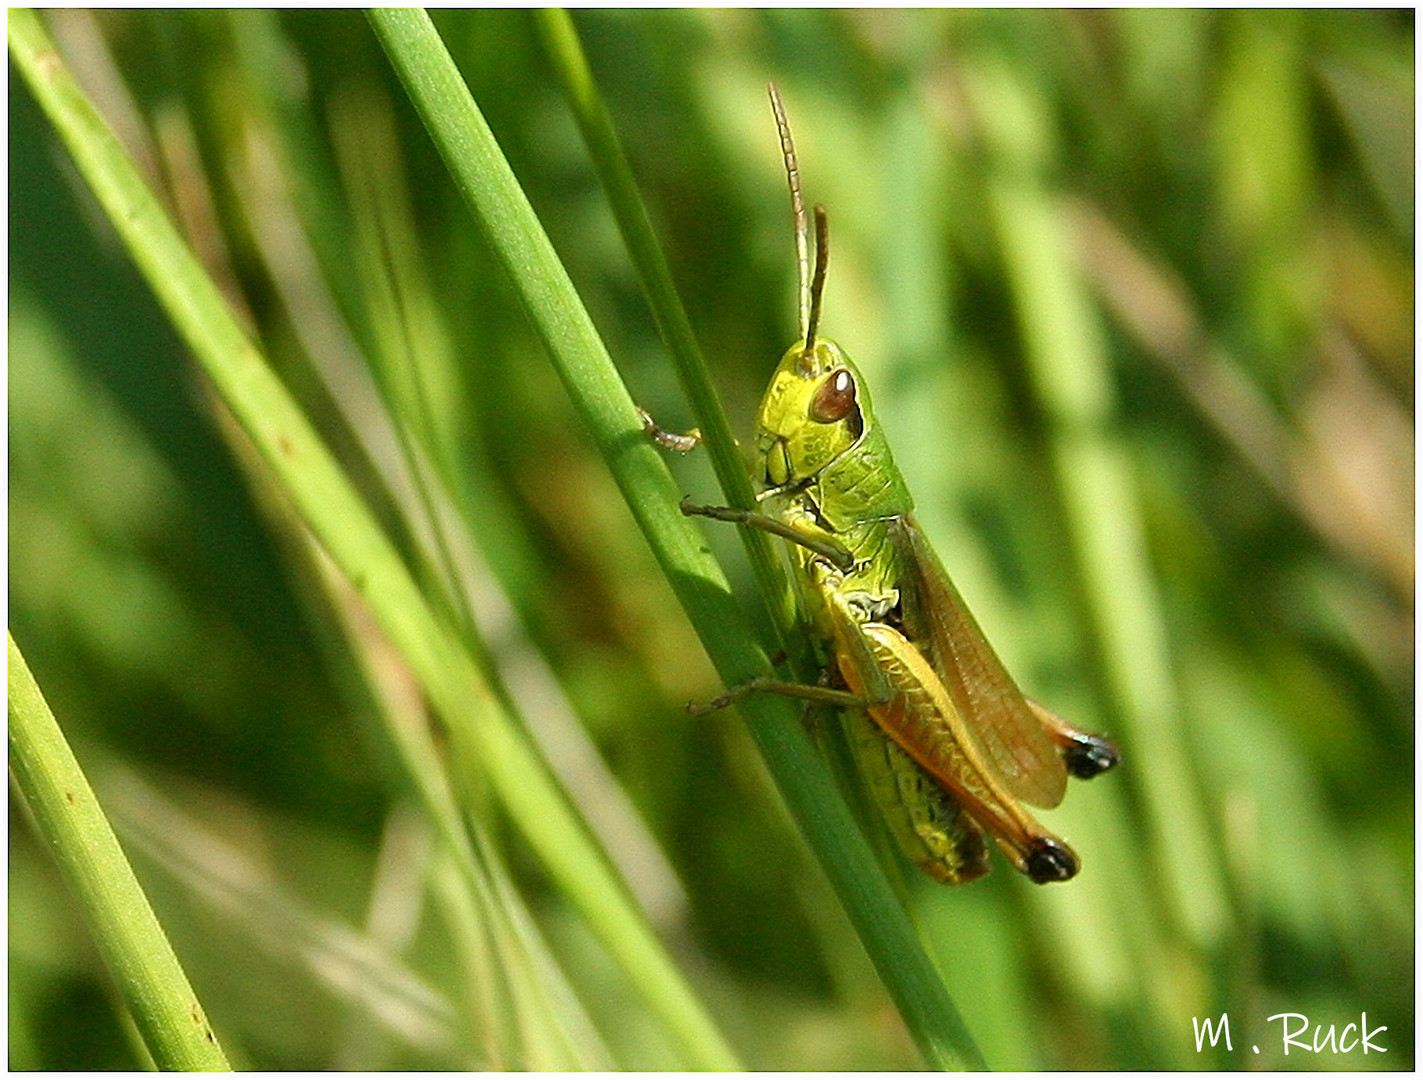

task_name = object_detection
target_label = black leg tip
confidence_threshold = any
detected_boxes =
[1025,838,1079,883]
[1064,733,1121,780]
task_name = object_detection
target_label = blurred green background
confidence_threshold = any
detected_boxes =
[9,8,1412,1070]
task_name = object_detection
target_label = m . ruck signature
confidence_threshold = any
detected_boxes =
[1193,1011,1387,1058]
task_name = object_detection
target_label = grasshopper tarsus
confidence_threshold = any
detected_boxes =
[679,497,740,522]
[638,406,702,454]
[688,674,870,718]
[686,686,742,717]
[683,495,728,517]
[687,675,773,717]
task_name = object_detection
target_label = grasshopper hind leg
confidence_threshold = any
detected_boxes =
[1061,732,1120,780]
[1027,700,1121,780]
[1022,837,1078,884]
[844,710,990,885]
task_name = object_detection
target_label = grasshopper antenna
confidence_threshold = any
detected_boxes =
[769,83,811,347]
[804,204,829,357]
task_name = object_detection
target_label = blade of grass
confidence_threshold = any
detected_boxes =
[533,15,995,1067]
[7,633,232,1071]
[322,562,604,1069]
[7,8,729,1069]
[368,7,987,1069]
[100,765,463,1063]
[533,9,796,644]
[320,89,694,929]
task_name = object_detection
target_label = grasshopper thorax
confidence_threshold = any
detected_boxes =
[755,336,912,539]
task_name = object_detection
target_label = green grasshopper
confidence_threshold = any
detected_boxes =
[654,86,1118,884]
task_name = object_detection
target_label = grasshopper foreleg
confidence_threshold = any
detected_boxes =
[681,498,854,570]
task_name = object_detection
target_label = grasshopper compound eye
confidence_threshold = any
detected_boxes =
[809,369,857,424]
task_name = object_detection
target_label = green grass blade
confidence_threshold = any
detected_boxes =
[7,633,232,1072]
[534,9,795,641]
[8,8,722,1069]
[369,7,986,1069]
[9,10,1410,1070]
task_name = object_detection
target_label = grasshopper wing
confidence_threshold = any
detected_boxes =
[892,515,1068,809]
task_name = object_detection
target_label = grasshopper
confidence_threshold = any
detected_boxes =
[655,86,1118,884]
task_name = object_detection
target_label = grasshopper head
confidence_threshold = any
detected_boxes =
[756,338,867,490]
[755,88,909,523]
